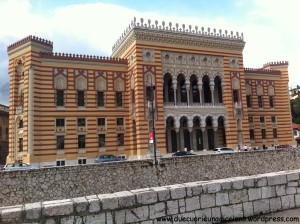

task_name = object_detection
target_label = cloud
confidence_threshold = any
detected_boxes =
[0,0,299,105]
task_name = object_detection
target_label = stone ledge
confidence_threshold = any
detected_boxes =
[1,169,300,223]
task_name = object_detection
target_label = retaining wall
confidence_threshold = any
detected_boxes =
[1,149,300,207]
[1,170,300,223]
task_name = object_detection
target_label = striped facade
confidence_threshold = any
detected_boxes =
[7,18,294,166]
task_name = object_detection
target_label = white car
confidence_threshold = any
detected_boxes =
[214,147,236,154]
[3,162,33,171]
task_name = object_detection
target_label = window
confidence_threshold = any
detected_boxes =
[77,91,85,107]
[117,118,124,126]
[56,90,64,106]
[246,95,252,108]
[258,96,263,108]
[97,118,106,126]
[271,116,276,123]
[19,138,23,152]
[261,129,266,139]
[78,158,86,164]
[57,136,65,149]
[248,117,253,124]
[269,96,274,108]
[260,117,265,123]
[98,134,105,147]
[273,129,278,139]
[116,92,123,107]
[5,128,8,139]
[19,120,23,128]
[77,118,86,127]
[117,133,124,146]
[56,160,65,166]
[294,130,298,136]
[249,129,255,140]
[20,92,24,106]
[233,90,239,103]
[56,118,65,127]
[78,135,86,148]
[97,91,105,107]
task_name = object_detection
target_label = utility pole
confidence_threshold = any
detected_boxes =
[148,77,158,165]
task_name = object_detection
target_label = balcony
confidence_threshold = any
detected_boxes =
[163,102,224,108]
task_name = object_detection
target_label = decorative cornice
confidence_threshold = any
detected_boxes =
[263,61,288,68]
[244,68,281,75]
[40,52,127,64]
[7,35,53,52]
[112,18,245,57]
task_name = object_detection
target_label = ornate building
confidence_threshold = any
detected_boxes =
[0,104,9,165]
[7,18,294,166]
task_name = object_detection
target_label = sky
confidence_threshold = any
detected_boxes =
[0,0,299,106]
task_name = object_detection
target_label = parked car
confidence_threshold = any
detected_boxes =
[278,144,293,149]
[214,147,236,154]
[3,162,33,170]
[172,151,196,157]
[95,154,126,163]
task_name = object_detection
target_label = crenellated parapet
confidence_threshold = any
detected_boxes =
[244,67,281,75]
[112,17,245,57]
[7,35,53,52]
[40,52,127,64]
[262,61,289,68]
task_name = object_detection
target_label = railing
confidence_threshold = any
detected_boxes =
[163,102,225,108]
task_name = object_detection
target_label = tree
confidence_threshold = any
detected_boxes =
[290,85,300,124]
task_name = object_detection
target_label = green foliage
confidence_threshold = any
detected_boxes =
[291,97,300,124]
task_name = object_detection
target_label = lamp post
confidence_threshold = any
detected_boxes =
[148,77,158,165]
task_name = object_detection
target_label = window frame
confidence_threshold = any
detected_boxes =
[97,118,106,126]
[117,118,124,126]
[97,91,105,107]
[56,159,66,166]
[77,90,85,107]
[117,133,124,146]
[261,129,266,139]
[56,118,65,127]
[98,134,106,147]
[115,91,123,107]
[258,96,263,108]
[78,158,87,165]
[78,135,86,148]
[273,128,278,139]
[249,129,255,140]
[56,135,65,150]
[77,118,86,127]
[56,90,65,107]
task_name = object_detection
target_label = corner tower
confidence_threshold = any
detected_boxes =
[7,36,53,163]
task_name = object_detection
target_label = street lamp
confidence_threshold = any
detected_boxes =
[146,77,158,165]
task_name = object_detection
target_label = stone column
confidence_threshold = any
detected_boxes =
[28,66,34,157]
[210,81,215,106]
[188,127,193,150]
[186,82,190,106]
[172,81,177,106]
[175,128,180,151]
[192,129,197,151]
[214,127,218,148]
[202,127,208,150]
[198,82,203,105]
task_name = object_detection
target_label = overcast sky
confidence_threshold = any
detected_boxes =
[0,0,299,105]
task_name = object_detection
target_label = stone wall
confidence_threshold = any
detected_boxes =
[1,149,300,207]
[1,169,300,223]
